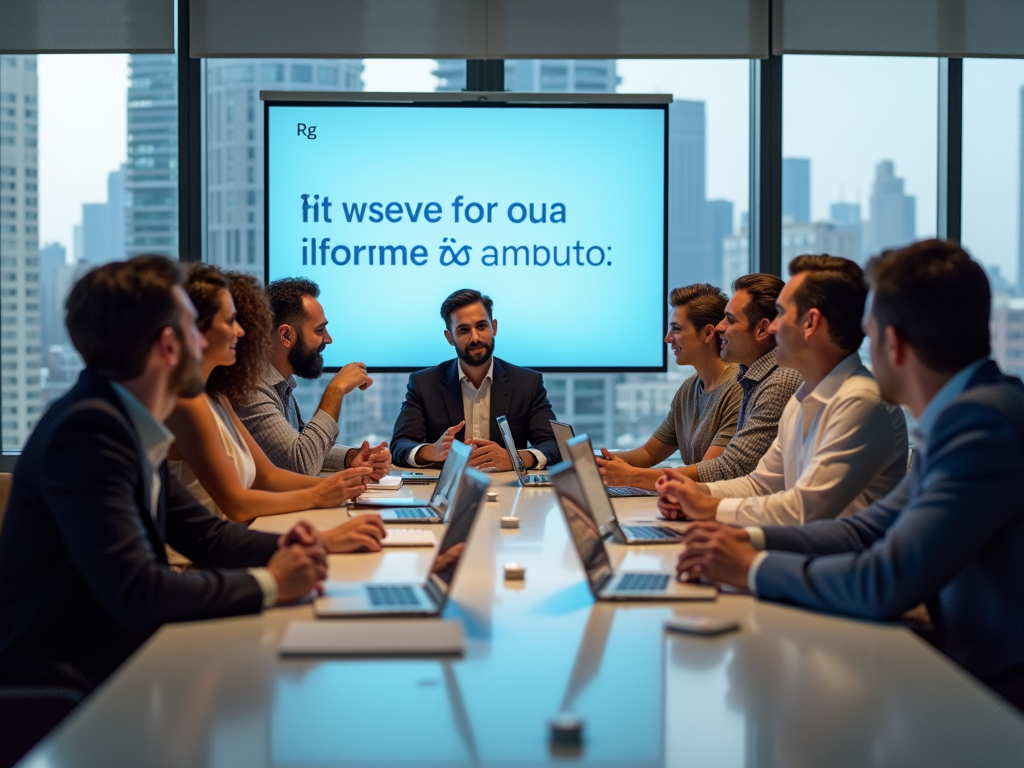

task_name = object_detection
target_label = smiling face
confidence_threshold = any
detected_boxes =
[664,305,705,367]
[716,289,768,366]
[202,288,245,370]
[445,301,496,367]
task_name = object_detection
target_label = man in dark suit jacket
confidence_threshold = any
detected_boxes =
[0,257,326,692]
[391,289,559,469]
[670,240,1024,709]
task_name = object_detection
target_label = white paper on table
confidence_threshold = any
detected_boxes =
[381,528,436,547]
[363,475,403,491]
[279,619,464,656]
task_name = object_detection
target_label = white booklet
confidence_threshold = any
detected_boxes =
[280,619,464,657]
[381,528,436,547]
[363,475,403,491]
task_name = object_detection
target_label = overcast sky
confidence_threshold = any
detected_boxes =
[32,55,1023,280]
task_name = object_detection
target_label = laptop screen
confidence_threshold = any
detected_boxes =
[565,434,620,538]
[427,467,489,601]
[429,439,471,515]
[550,461,614,592]
[496,415,528,480]
[550,420,575,462]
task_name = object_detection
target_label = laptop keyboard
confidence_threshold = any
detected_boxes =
[615,573,670,592]
[394,508,435,518]
[623,525,680,541]
[608,486,657,497]
[366,585,422,607]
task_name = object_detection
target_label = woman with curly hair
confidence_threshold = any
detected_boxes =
[166,265,385,553]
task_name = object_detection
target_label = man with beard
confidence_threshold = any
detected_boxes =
[391,288,560,470]
[0,257,327,693]
[235,278,392,477]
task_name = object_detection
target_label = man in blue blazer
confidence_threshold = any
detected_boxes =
[391,289,559,470]
[673,240,1024,709]
[0,257,327,692]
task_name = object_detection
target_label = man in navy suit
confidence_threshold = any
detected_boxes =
[0,256,328,691]
[391,289,559,470]
[672,240,1024,709]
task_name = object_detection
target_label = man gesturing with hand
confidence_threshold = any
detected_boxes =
[391,289,558,470]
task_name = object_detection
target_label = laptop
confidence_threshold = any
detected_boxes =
[550,461,715,602]
[315,468,490,617]
[564,434,683,544]
[496,415,551,486]
[348,440,470,521]
[549,420,656,498]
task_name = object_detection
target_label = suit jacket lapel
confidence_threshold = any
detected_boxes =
[442,359,467,440]
[489,358,512,438]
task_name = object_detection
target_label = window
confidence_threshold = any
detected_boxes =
[963,59,1024,377]
[782,56,938,272]
[0,53,177,452]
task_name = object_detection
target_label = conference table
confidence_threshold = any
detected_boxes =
[20,471,1024,767]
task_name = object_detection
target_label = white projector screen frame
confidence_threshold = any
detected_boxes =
[263,91,670,373]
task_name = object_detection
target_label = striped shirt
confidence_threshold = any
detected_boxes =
[694,349,803,483]
[234,363,353,475]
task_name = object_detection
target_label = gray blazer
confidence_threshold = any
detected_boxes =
[754,361,1024,702]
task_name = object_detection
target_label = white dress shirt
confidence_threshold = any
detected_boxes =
[111,383,277,608]
[408,358,547,468]
[705,352,908,528]
[743,357,987,594]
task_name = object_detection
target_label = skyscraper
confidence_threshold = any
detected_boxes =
[706,199,735,287]
[668,100,712,288]
[204,59,364,279]
[830,201,863,264]
[865,160,916,258]
[434,60,619,93]
[81,165,126,264]
[0,54,42,451]
[39,242,66,351]
[126,54,178,258]
[782,158,811,224]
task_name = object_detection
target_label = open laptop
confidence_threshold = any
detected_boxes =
[315,468,490,617]
[565,434,684,544]
[348,440,470,521]
[496,415,551,487]
[549,420,656,498]
[551,461,715,602]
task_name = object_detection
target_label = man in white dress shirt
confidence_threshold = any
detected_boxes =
[656,255,908,527]
[390,289,560,470]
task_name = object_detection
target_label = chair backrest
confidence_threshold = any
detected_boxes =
[0,472,10,536]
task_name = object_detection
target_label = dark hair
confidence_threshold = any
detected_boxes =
[65,255,184,380]
[440,288,493,329]
[669,283,728,350]
[209,272,274,402]
[184,264,229,333]
[267,277,320,329]
[866,239,990,373]
[732,273,785,326]
[788,254,867,354]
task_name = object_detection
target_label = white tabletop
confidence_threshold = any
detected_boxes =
[20,472,1024,767]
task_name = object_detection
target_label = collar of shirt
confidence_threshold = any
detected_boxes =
[793,351,863,407]
[459,358,494,394]
[109,382,176,475]
[738,348,779,384]
[264,362,297,397]
[911,357,989,448]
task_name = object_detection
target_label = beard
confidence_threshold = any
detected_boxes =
[169,342,205,399]
[289,333,326,379]
[456,338,494,367]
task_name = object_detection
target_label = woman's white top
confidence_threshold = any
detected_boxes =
[170,394,257,520]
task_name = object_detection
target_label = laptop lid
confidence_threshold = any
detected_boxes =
[495,415,529,481]
[427,439,471,517]
[550,420,575,462]
[565,434,623,540]
[550,461,614,597]
[422,467,490,609]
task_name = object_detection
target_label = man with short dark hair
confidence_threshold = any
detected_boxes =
[0,256,327,692]
[390,288,559,470]
[675,240,1024,710]
[657,255,908,527]
[235,277,392,478]
[669,273,803,482]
